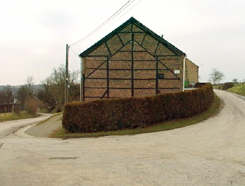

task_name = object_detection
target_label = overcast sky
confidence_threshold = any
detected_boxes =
[0,0,245,85]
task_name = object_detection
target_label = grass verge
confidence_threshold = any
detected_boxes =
[50,94,222,139]
[0,111,39,122]
[35,113,62,126]
[228,83,245,96]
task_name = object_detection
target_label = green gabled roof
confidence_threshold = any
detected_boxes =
[79,17,186,57]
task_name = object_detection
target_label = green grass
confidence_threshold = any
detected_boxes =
[50,94,222,139]
[0,111,39,122]
[39,108,49,113]
[228,83,245,96]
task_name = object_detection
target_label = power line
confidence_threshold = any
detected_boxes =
[65,0,142,103]
[68,0,142,64]
[118,0,143,20]
[70,0,134,46]
[70,0,138,46]
[70,47,78,60]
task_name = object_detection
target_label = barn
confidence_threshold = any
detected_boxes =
[79,17,198,101]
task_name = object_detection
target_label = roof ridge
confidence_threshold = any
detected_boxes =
[79,17,185,57]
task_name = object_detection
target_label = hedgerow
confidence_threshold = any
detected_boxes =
[63,83,214,133]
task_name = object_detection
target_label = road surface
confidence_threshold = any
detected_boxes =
[0,90,245,186]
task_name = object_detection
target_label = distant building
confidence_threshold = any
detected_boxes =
[79,17,199,101]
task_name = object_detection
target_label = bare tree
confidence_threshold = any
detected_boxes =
[232,78,238,83]
[16,77,35,108]
[209,69,224,84]
[37,65,79,112]
[0,86,13,104]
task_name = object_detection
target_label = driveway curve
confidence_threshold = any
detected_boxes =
[0,90,245,186]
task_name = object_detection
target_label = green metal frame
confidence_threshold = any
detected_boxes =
[79,17,186,57]
[81,17,185,101]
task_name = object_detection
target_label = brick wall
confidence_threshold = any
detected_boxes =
[185,58,199,86]
[82,23,184,101]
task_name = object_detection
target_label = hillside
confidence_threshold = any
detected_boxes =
[0,85,42,94]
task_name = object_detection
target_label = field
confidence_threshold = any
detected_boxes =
[228,83,245,96]
[0,111,39,122]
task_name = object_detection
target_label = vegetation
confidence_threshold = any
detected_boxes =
[63,83,214,133]
[0,65,80,116]
[0,86,14,104]
[35,112,62,126]
[0,79,40,117]
[232,78,238,83]
[0,111,39,122]
[222,82,235,90]
[24,96,40,115]
[209,69,224,84]
[16,77,35,109]
[214,82,235,90]
[37,65,80,112]
[228,83,245,96]
[51,94,221,138]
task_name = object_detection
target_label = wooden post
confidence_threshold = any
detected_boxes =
[80,58,83,101]
[65,44,69,104]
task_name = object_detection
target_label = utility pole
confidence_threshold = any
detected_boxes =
[65,44,69,104]
[80,58,82,101]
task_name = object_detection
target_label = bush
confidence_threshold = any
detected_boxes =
[13,104,21,114]
[24,96,39,115]
[222,82,234,90]
[63,83,214,133]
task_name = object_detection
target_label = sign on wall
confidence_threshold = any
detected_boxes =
[174,69,180,74]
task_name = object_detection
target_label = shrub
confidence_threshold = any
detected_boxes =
[63,83,214,133]
[13,104,21,114]
[24,96,39,115]
[222,82,234,90]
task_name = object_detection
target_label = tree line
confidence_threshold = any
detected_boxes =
[1,67,244,114]
[0,65,80,114]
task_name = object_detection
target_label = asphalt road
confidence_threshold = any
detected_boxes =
[0,90,245,186]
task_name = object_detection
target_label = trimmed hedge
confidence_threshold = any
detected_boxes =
[63,83,214,133]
